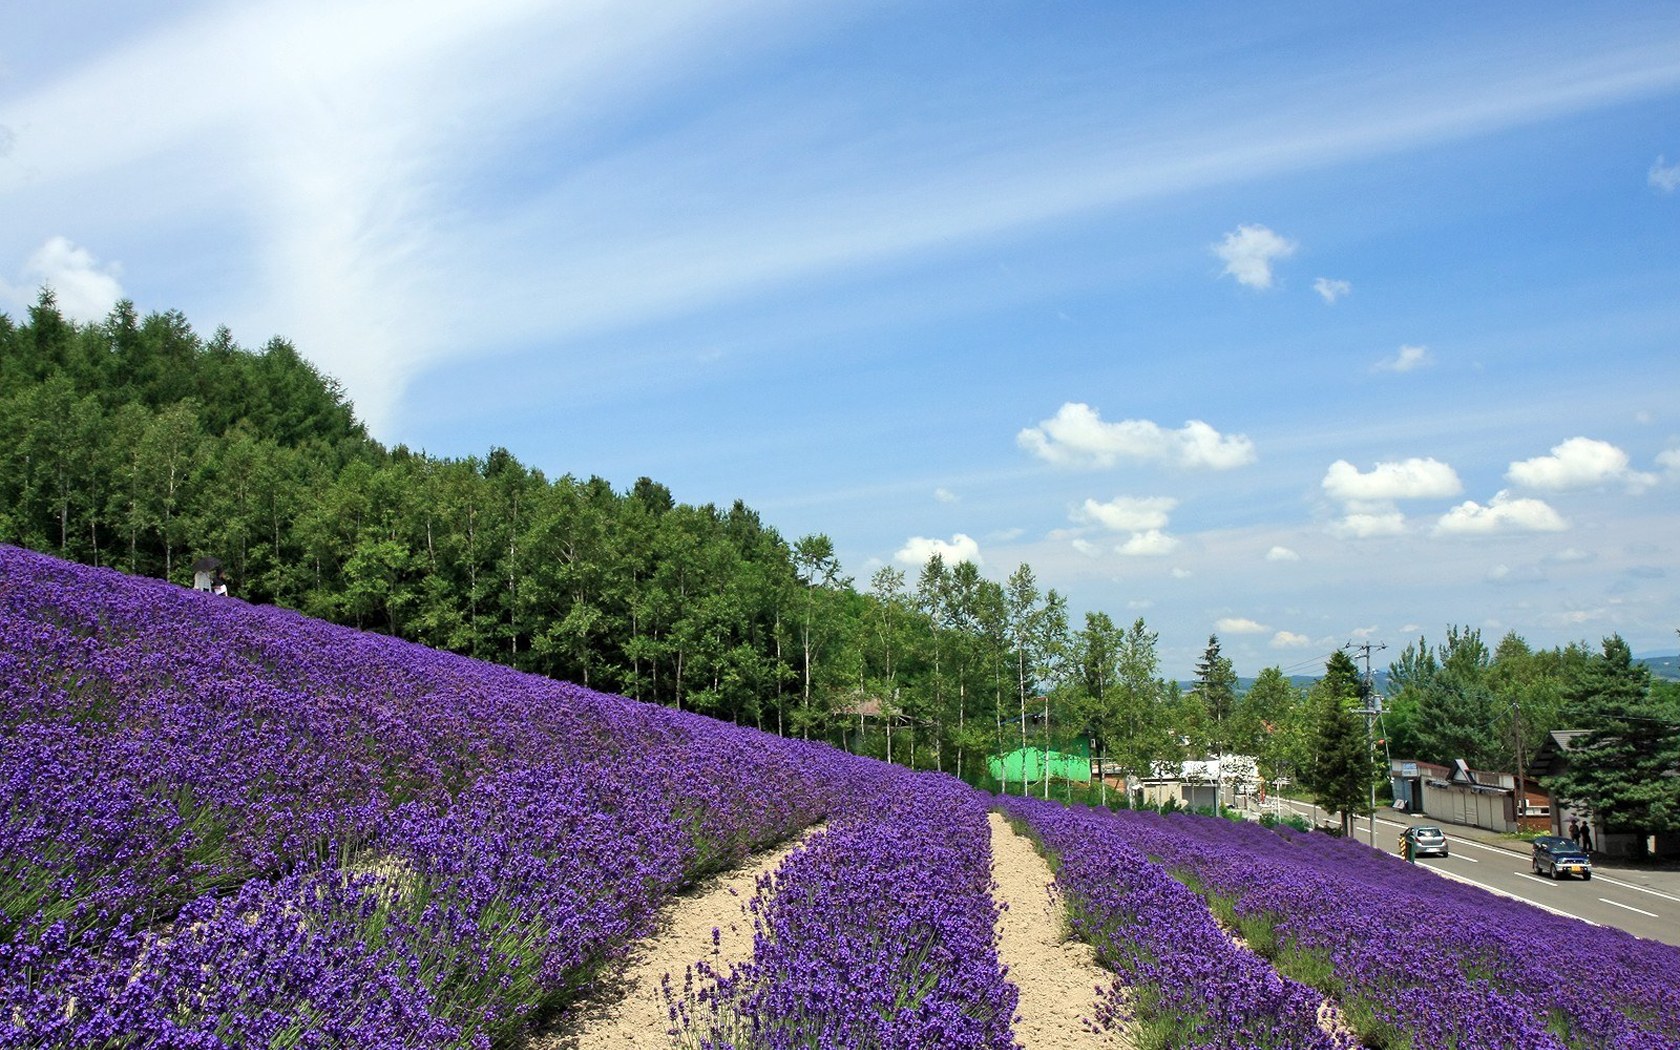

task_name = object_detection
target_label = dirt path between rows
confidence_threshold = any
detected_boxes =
[546,813,1135,1049]
[535,831,818,1050]
[988,812,1137,1050]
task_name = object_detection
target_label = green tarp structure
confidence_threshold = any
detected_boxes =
[988,743,1091,784]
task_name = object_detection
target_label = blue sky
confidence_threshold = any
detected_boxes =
[4,2,1679,678]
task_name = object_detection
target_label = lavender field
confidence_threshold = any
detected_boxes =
[4,544,1677,1049]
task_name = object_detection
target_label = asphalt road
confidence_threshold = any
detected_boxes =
[1263,798,1680,947]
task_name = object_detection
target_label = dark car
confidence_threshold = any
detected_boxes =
[1532,835,1593,880]
[1400,825,1449,858]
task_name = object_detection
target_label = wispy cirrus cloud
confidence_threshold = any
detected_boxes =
[11,6,1680,440]
[1651,155,1680,192]
[1313,277,1351,303]
[1374,344,1432,373]
[1019,403,1255,471]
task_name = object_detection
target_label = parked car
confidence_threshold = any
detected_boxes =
[1400,825,1449,858]
[1532,836,1593,880]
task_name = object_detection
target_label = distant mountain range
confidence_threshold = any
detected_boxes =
[1636,652,1680,682]
[1221,653,1678,695]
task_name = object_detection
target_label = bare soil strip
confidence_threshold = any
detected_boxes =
[988,812,1137,1050]
[536,830,820,1050]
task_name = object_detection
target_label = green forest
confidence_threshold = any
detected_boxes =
[4,291,1677,825]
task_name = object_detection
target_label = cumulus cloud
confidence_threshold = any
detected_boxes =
[1265,545,1300,562]
[1216,617,1268,634]
[1118,530,1180,556]
[1329,510,1407,538]
[1071,538,1101,557]
[1075,495,1178,532]
[1270,631,1311,648]
[1214,223,1296,289]
[1373,344,1432,373]
[1434,491,1568,535]
[1506,437,1657,493]
[1313,277,1350,304]
[895,533,982,567]
[1658,447,1680,473]
[1651,155,1680,192]
[1322,457,1463,503]
[1018,403,1255,470]
[933,487,959,504]
[1,237,124,323]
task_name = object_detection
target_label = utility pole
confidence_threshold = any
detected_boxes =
[1345,641,1388,847]
[1512,698,1527,826]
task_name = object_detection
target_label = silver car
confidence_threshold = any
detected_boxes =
[1400,825,1449,858]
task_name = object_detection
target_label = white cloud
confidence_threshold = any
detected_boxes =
[1322,457,1462,502]
[1071,539,1101,557]
[1329,511,1407,538]
[1434,491,1568,535]
[933,487,959,504]
[1018,403,1255,470]
[1217,617,1268,634]
[1,237,125,323]
[1313,277,1351,303]
[1270,631,1311,649]
[1651,155,1680,192]
[1118,530,1180,556]
[1075,495,1178,532]
[1373,344,1432,373]
[895,533,983,567]
[1658,447,1680,473]
[1549,547,1593,563]
[1213,224,1296,290]
[1265,545,1301,562]
[1170,567,1193,579]
[1506,436,1657,492]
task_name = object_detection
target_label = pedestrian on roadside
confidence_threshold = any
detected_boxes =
[1569,816,1580,845]
[1581,822,1594,853]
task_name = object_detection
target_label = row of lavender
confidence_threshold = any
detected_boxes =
[671,773,1018,1050]
[1112,808,1680,1050]
[1006,793,1679,1050]
[998,795,1351,1050]
[0,546,1017,1048]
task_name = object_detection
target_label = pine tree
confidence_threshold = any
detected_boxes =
[1303,650,1379,835]
[1549,635,1680,855]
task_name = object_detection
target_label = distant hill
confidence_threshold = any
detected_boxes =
[1226,657,1679,694]
[1636,653,1680,682]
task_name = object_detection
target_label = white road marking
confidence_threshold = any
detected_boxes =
[1598,897,1659,918]
[1589,876,1680,905]
[1515,872,1560,887]
[1427,866,1599,925]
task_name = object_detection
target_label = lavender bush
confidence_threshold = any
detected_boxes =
[670,772,1020,1050]
[998,795,1350,1050]
[1105,807,1680,1050]
[0,546,848,1047]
